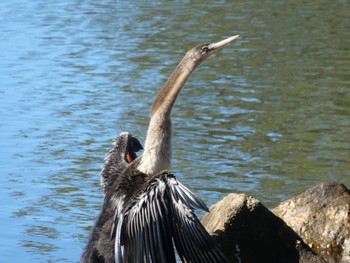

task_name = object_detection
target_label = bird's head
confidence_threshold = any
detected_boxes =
[118,132,143,165]
[101,132,143,191]
[186,35,239,65]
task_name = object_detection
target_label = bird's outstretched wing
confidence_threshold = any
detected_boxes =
[113,171,228,263]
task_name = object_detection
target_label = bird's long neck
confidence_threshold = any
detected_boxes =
[137,55,198,176]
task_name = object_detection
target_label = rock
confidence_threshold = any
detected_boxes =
[273,182,350,263]
[202,193,326,263]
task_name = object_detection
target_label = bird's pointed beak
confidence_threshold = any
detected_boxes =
[208,35,239,51]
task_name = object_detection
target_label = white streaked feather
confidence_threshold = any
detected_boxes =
[115,214,124,263]
[113,172,227,263]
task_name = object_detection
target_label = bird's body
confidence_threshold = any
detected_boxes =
[81,35,238,263]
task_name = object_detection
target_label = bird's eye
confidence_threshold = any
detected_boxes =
[201,46,209,53]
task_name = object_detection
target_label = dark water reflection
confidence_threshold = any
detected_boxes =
[1,0,349,262]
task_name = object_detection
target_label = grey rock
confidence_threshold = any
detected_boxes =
[202,193,326,263]
[273,182,350,263]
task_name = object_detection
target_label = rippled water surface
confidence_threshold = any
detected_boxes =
[1,0,349,262]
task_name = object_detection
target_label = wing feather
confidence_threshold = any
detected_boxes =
[113,171,228,263]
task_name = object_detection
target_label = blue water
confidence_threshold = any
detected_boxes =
[1,1,350,262]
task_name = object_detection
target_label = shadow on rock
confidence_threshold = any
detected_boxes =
[202,193,326,263]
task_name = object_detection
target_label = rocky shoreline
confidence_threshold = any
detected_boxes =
[202,182,350,263]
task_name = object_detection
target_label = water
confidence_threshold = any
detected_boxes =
[1,0,349,262]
